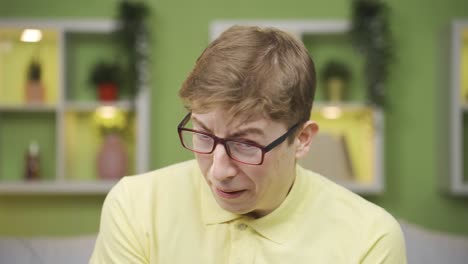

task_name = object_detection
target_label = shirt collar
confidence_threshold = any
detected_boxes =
[248,165,307,244]
[197,162,310,244]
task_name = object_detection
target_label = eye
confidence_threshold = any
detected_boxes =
[195,133,212,141]
[237,142,254,149]
[231,141,257,151]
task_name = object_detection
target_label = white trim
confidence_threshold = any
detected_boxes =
[462,103,468,112]
[452,184,468,195]
[0,181,116,195]
[313,102,374,110]
[56,28,65,181]
[449,20,468,195]
[64,100,134,112]
[136,87,150,174]
[0,19,116,33]
[339,181,383,195]
[210,20,349,41]
[374,108,385,193]
[0,104,57,112]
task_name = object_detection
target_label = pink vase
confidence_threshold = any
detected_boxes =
[97,133,128,180]
[25,80,45,103]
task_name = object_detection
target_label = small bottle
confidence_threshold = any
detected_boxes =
[25,141,41,180]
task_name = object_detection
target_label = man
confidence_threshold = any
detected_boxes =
[90,25,407,263]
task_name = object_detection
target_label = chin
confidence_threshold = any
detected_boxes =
[216,199,251,215]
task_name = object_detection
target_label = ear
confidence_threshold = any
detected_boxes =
[295,120,319,159]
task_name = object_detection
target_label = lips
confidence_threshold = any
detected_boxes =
[215,188,246,199]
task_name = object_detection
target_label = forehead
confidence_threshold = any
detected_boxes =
[190,110,285,134]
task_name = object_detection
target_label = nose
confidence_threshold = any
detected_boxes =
[210,143,237,182]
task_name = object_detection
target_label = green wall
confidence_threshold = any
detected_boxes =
[0,0,468,236]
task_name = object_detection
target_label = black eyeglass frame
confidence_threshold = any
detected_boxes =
[177,112,300,165]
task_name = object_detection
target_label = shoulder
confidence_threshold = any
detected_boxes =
[300,166,393,222]
[106,160,199,211]
[115,159,198,193]
[300,167,406,255]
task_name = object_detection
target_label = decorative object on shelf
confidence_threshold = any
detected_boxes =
[350,0,393,107]
[97,133,128,180]
[115,0,150,99]
[24,141,41,180]
[24,59,45,103]
[89,61,122,101]
[95,106,128,180]
[321,60,351,102]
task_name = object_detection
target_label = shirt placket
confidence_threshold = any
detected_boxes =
[229,220,255,264]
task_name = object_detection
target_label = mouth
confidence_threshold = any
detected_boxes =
[215,188,246,199]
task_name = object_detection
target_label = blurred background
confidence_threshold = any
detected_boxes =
[0,0,467,263]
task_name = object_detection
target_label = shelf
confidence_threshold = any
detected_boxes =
[313,102,376,109]
[301,104,384,194]
[339,180,384,195]
[446,20,468,195]
[0,112,56,181]
[210,20,349,40]
[0,104,57,112]
[462,103,468,112]
[0,180,117,195]
[64,100,133,112]
[64,110,136,181]
[0,19,150,195]
[0,19,116,33]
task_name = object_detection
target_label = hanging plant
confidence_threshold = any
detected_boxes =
[350,0,393,107]
[115,0,150,99]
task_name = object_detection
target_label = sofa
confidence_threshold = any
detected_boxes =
[0,220,467,264]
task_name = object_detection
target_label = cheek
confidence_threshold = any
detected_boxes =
[195,154,211,174]
[261,147,295,182]
[244,164,273,192]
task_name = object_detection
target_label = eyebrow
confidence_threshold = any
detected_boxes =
[191,116,212,132]
[191,116,266,139]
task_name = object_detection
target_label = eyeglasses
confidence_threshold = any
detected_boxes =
[177,112,299,165]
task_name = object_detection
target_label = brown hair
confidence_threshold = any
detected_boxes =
[179,25,316,134]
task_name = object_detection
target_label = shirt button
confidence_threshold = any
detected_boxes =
[237,223,248,230]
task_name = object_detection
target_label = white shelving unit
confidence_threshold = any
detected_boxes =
[0,19,150,194]
[210,20,384,194]
[311,102,384,195]
[462,104,468,112]
[0,181,116,195]
[447,20,468,195]
[0,105,57,112]
[210,20,349,40]
[64,100,134,112]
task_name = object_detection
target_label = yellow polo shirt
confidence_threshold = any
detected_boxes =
[90,160,406,263]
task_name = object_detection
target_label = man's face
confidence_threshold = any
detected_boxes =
[191,109,298,218]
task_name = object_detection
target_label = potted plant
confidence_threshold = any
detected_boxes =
[350,0,393,107]
[25,59,45,103]
[115,0,150,98]
[321,60,351,102]
[89,61,122,101]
